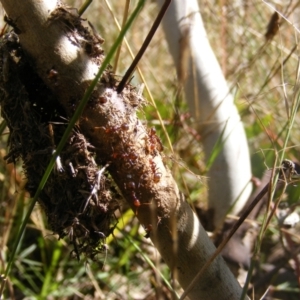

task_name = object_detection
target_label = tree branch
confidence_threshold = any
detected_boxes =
[157,0,252,229]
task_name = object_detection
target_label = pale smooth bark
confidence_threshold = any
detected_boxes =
[156,0,252,228]
[0,0,247,298]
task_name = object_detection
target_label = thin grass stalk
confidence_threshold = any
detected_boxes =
[78,0,93,16]
[240,161,277,299]
[40,242,62,298]
[113,0,130,73]
[126,235,179,299]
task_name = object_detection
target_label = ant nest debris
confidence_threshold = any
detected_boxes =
[0,32,119,261]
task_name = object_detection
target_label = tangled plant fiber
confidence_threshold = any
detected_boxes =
[0,31,119,261]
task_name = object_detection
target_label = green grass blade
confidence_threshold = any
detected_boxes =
[39,242,62,298]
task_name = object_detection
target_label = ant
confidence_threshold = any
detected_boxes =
[99,95,108,104]
[111,147,138,169]
[48,68,58,80]
[103,123,130,134]
[131,191,141,215]
[47,68,59,85]
[144,224,153,238]
[122,151,138,168]
[131,191,154,216]
[125,180,152,215]
[149,158,162,183]
[146,128,164,155]
[125,180,141,214]
[144,217,162,239]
